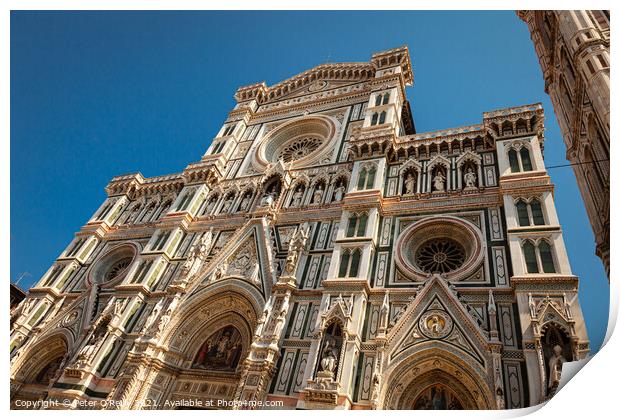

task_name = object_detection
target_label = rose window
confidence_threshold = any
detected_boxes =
[255,116,337,169]
[415,238,466,274]
[88,244,136,285]
[276,136,323,163]
[393,216,485,282]
[104,257,132,281]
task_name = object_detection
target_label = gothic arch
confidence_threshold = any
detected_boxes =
[455,150,481,168]
[379,347,495,410]
[11,332,72,403]
[161,280,263,355]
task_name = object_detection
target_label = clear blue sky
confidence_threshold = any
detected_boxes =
[10,11,609,351]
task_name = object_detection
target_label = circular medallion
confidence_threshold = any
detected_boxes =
[308,80,328,92]
[62,309,80,327]
[419,310,453,339]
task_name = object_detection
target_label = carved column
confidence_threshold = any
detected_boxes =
[233,223,307,407]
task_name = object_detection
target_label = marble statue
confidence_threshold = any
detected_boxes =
[333,183,346,202]
[548,344,567,391]
[433,172,446,192]
[464,168,477,188]
[320,339,338,373]
[404,173,416,194]
[291,188,304,207]
[313,184,324,204]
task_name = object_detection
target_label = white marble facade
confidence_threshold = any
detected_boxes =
[10,46,589,410]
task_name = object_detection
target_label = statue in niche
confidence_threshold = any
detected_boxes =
[464,168,477,189]
[141,203,156,223]
[35,357,64,385]
[272,298,289,337]
[21,299,35,316]
[205,197,218,215]
[142,299,164,334]
[320,338,338,374]
[404,172,416,194]
[333,182,346,202]
[153,308,172,339]
[253,298,273,339]
[210,261,229,283]
[283,223,309,276]
[159,199,173,217]
[192,326,243,371]
[239,193,252,212]
[433,171,446,192]
[221,195,234,213]
[261,190,277,207]
[528,293,536,317]
[291,187,304,207]
[129,203,143,224]
[77,335,99,364]
[313,184,324,204]
[547,344,567,392]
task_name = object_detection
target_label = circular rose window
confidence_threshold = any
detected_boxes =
[415,238,466,274]
[88,244,137,285]
[275,136,323,163]
[254,115,338,169]
[104,257,132,282]
[394,216,485,282]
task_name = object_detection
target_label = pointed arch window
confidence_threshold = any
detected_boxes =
[222,124,236,137]
[177,189,196,212]
[508,149,520,172]
[523,241,539,273]
[349,249,361,277]
[346,213,368,237]
[516,201,530,226]
[508,145,534,173]
[357,165,377,190]
[356,213,368,237]
[357,167,368,190]
[346,215,358,237]
[520,148,533,171]
[374,94,382,107]
[339,248,362,278]
[522,239,556,274]
[378,111,386,125]
[212,141,226,154]
[371,113,379,126]
[382,92,390,105]
[516,198,546,226]
[530,199,545,225]
[365,166,376,189]
[538,240,556,273]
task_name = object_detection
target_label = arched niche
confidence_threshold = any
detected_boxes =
[379,348,494,410]
[11,333,71,405]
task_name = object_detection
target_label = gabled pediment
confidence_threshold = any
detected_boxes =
[236,63,375,105]
[387,275,490,367]
[190,218,276,299]
[234,46,412,105]
[535,299,571,329]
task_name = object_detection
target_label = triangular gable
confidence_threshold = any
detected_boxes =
[36,293,89,344]
[387,275,490,367]
[189,218,276,299]
[239,63,375,105]
[535,298,571,330]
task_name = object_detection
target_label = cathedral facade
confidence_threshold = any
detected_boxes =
[518,11,610,279]
[10,46,589,410]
